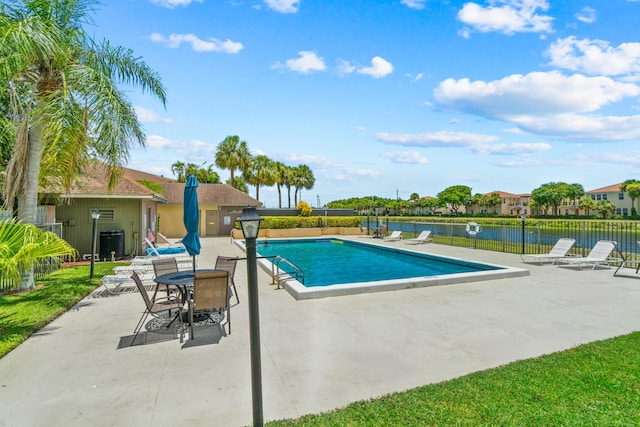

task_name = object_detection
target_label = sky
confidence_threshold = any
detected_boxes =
[91,0,640,208]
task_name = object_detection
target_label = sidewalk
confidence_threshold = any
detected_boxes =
[1,237,639,426]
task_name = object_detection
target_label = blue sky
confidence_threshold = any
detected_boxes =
[92,0,640,208]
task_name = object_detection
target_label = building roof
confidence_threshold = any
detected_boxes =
[55,162,167,202]
[160,183,261,207]
[485,191,531,197]
[120,166,176,184]
[587,183,622,193]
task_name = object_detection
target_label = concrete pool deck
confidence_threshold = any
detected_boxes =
[1,236,640,426]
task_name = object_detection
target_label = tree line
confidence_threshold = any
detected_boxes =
[169,135,315,208]
[328,180,640,219]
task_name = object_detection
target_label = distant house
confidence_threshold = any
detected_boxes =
[54,162,170,258]
[586,183,631,216]
[157,183,261,239]
[466,191,531,216]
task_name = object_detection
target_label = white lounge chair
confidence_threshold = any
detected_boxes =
[555,240,617,270]
[383,231,402,241]
[521,238,575,264]
[405,230,433,245]
[156,232,184,247]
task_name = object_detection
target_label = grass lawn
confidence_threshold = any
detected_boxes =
[0,262,125,358]
[269,332,640,426]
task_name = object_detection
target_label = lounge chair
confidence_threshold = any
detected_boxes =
[189,271,231,339]
[131,271,184,345]
[405,230,433,245]
[520,238,576,265]
[383,230,402,241]
[215,256,240,304]
[555,240,617,270]
[156,232,184,247]
[144,237,186,256]
[613,241,639,276]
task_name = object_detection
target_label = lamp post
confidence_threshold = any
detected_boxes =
[238,207,264,427]
[520,213,526,255]
[90,209,100,278]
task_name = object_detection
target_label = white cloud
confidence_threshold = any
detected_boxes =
[457,0,554,36]
[264,0,299,13]
[473,142,551,155]
[336,59,357,75]
[401,0,426,9]
[150,0,202,8]
[150,33,243,53]
[382,150,429,164]
[146,135,173,148]
[434,71,640,118]
[134,107,173,124]
[546,37,640,76]
[375,131,549,155]
[405,72,424,82]
[376,130,499,147]
[357,56,394,78]
[276,51,327,73]
[575,6,597,24]
[513,113,640,141]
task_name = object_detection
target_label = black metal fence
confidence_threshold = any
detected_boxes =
[376,218,640,262]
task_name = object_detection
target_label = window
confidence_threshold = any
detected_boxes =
[602,194,608,200]
[591,194,596,200]
[91,208,115,223]
[623,208,629,216]
[619,193,625,200]
[596,194,602,200]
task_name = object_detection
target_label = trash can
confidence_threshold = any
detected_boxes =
[99,230,125,260]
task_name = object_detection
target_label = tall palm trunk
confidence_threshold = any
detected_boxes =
[16,112,45,291]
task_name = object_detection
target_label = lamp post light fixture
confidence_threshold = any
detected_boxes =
[90,209,100,278]
[238,206,264,427]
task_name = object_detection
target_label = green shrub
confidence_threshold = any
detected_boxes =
[254,216,361,229]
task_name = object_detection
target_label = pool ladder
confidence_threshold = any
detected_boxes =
[270,256,304,289]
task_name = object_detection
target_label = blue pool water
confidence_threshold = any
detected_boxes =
[256,238,502,288]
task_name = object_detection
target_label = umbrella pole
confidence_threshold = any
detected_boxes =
[192,255,196,273]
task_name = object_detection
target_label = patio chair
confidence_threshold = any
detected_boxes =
[555,240,617,270]
[358,226,373,238]
[520,238,576,265]
[383,230,402,241]
[188,271,231,339]
[152,257,181,297]
[131,271,184,345]
[215,256,240,304]
[405,230,433,245]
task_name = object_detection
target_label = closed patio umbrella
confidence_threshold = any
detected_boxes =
[182,175,201,272]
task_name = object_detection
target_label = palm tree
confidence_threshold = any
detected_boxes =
[291,164,315,206]
[243,155,277,201]
[273,161,287,208]
[214,135,251,189]
[0,0,166,290]
[283,165,296,208]
[171,161,186,182]
[620,179,639,216]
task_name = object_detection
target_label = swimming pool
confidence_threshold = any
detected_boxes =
[239,238,529,299]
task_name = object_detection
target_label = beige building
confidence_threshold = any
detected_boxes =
[467,191,532,216]
[158,183,260,239]
[585,183,632,216]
